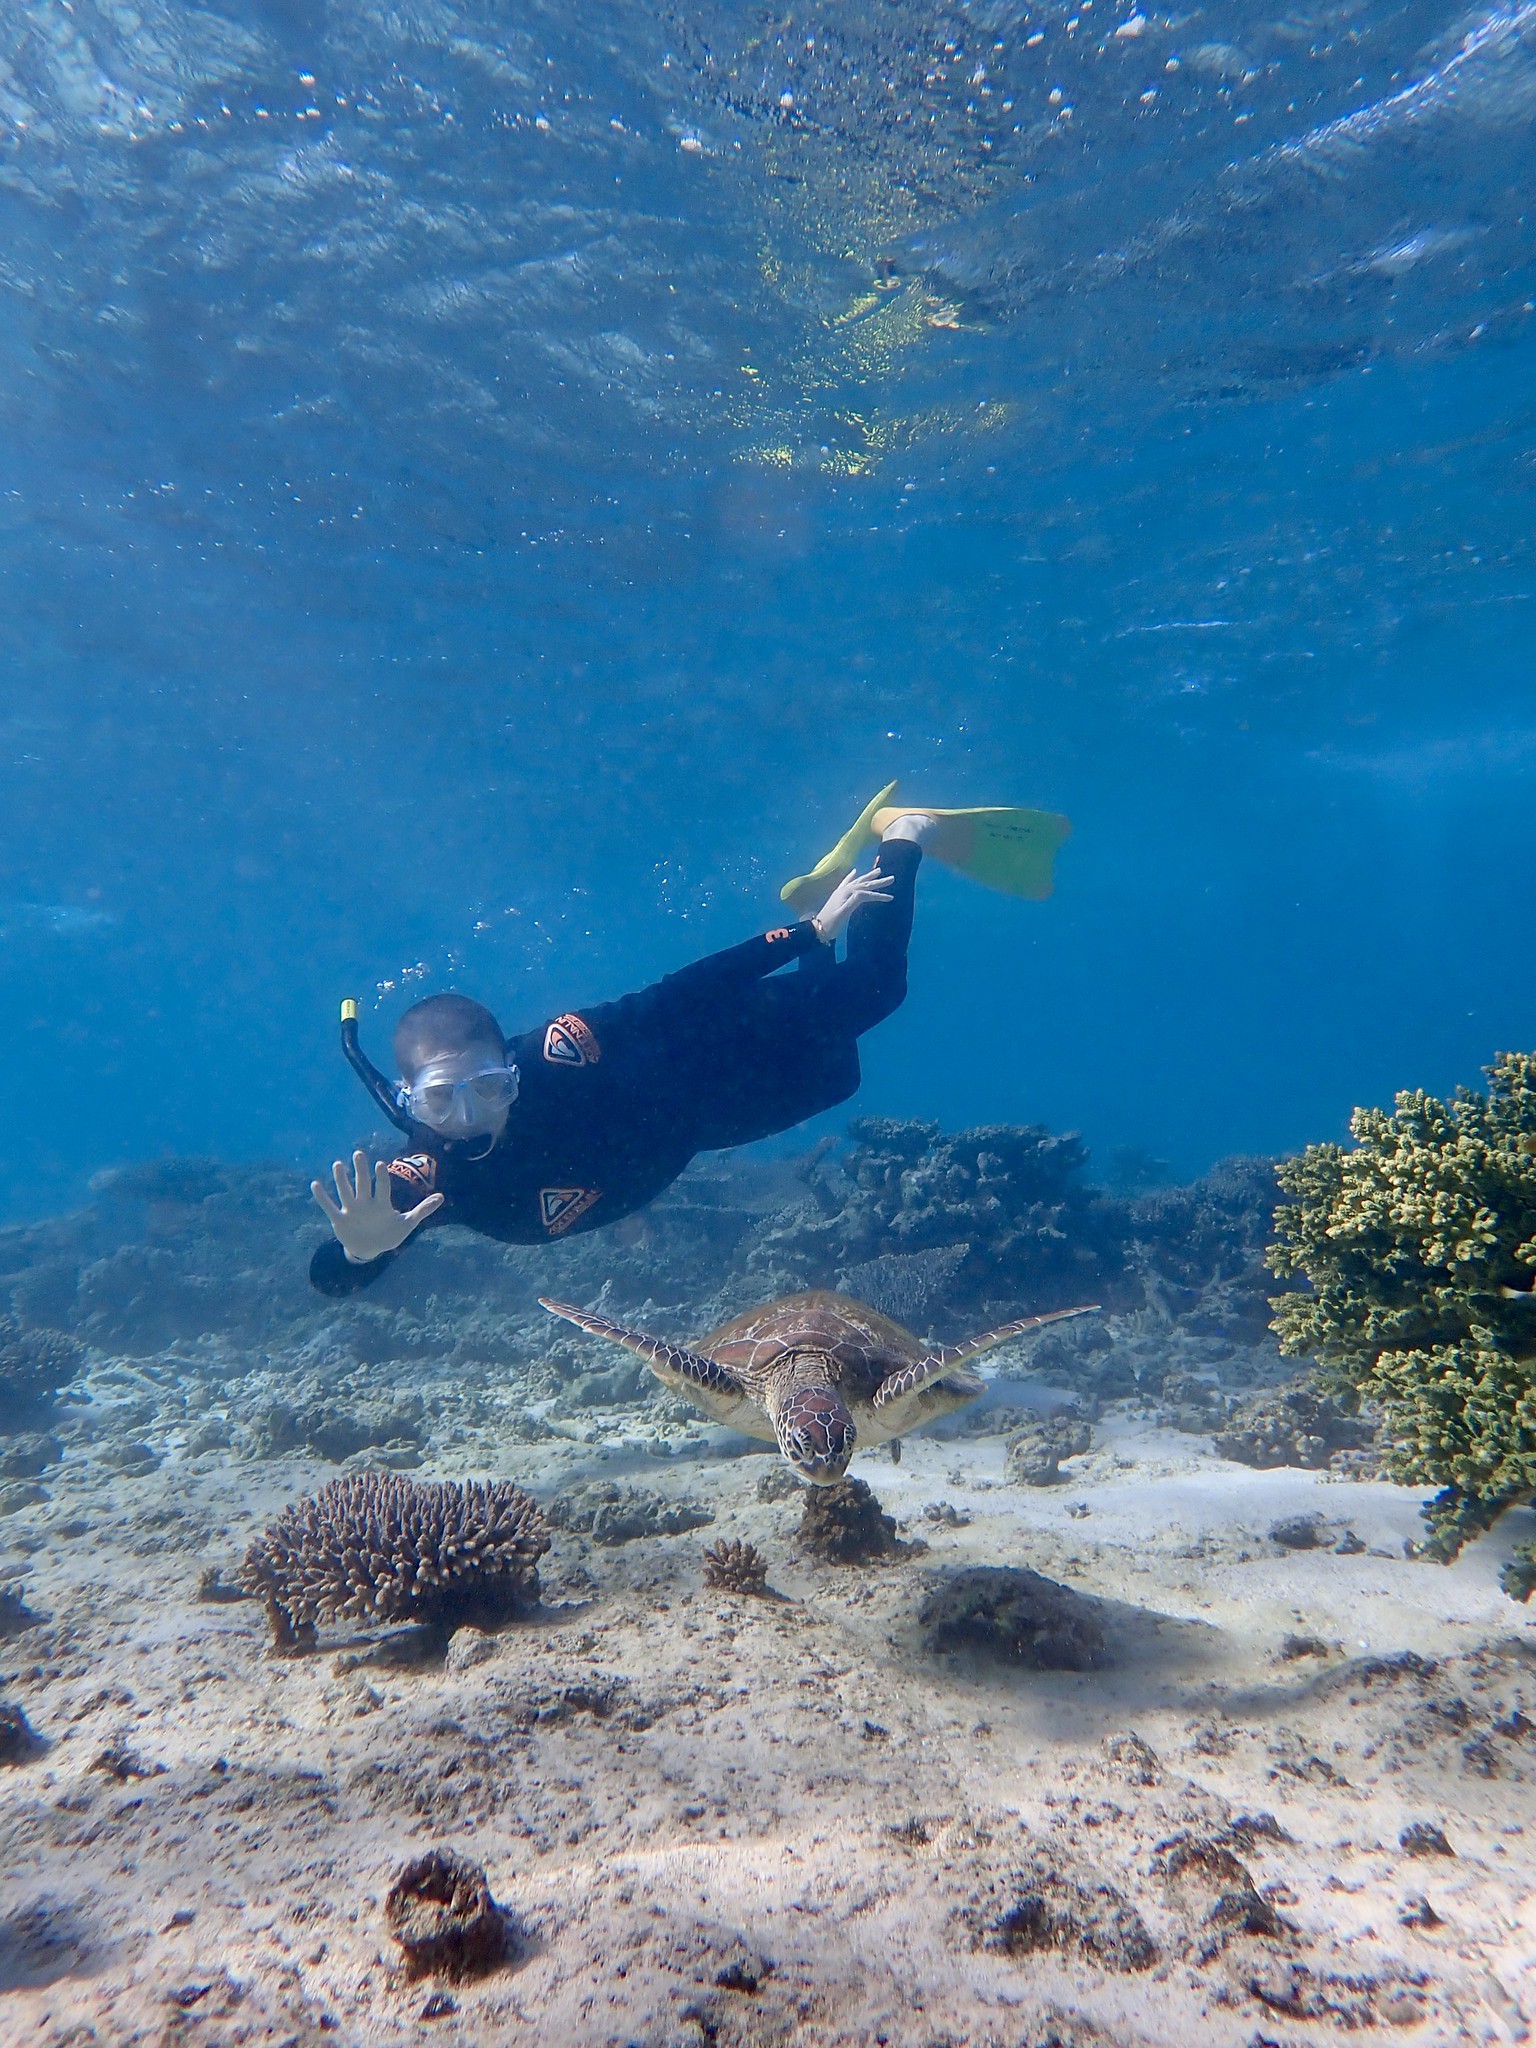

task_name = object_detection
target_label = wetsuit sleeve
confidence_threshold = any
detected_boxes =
[310,1236,396,1296]
[642,921,823,1010]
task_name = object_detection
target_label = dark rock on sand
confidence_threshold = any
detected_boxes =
[920,1566,1105,1670]
[0,1701,41,1764]
[386,1849,509,1980]
[957,1841,1155,1970]
[1399,1821,1454,1858]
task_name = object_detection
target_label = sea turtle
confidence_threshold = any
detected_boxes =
[538,1289,1097,1484]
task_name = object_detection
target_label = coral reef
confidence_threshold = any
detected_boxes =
[546,1480,714,1545]
[700,1538,770,1594]
[252,1394,427,1466]
[835,1242,969,1328]
[919,1566,1106,1670]
[385,1849,508,1980]
[1211,1385,1375,1470]
[0,1316,83,1430]
[240,1475,550,1646]
[760,1119,1280,1331]
[759,1117,1116,1313]
[1004,1412,1094,1486]
[1269,1051,1536,1595]
[798,1476,909,1563]
[0,1121,1295,1490]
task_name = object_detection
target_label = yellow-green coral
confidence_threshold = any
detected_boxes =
[1269,1052,1536,1598]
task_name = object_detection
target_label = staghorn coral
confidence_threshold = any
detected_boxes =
[701,1538,770,1595]
[1269,1051,1536,1598]
[241,1474,550,1647]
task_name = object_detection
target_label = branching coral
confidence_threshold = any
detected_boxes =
[701,1538,770,1594]
[1269,1052,1536,1597]
[241,1474,550,1646]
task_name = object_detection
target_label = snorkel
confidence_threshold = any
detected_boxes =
[339,997,428,1140]
[338,998,517,1159]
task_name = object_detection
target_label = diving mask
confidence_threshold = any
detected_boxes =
[401,1058,521,1136]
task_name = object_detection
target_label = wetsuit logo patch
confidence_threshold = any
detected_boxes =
[387,1153,438,1193]
[540,1186,602,1235]
[765,927,792,943]
[543,1013,601,1067]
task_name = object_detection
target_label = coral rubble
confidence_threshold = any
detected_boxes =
[1270,1051,1536,1596]
[1005,1412,1093,1485]
[797,1476,908,1564]
[547,1480,713,1545]
[1211,1384,1375,1470]
[240,1474,550,1646]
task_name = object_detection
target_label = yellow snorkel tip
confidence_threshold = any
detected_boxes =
[341,997,359,1024]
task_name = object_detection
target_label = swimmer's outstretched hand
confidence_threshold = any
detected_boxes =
[311,1149,443,1264]
[811,865,895,947]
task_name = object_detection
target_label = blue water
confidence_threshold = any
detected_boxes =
[4,0,1536,1218]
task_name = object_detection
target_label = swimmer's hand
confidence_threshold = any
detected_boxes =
[811,864,895,947]
[311,1149,444,1264]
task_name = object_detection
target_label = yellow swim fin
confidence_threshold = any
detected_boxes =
[780,781,900,915]
[871,804,1071,900]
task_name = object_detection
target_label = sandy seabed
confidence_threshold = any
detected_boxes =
[2,1409,1534,2048]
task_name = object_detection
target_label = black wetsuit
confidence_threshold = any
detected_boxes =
[309,839,919,1294]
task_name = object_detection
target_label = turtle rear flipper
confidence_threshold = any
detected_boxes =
[538,1298,768,1438]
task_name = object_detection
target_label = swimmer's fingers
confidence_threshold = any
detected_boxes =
[330,1151,366,1209]
[311,1178,345,1225]
[399,1192,445,1234]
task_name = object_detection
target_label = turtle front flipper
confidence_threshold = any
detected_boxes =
[872,1304,1100,1409]
[538,1298,768,1437]
[923,1304,1099,1374]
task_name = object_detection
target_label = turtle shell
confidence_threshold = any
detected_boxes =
[701,1289,924,1400]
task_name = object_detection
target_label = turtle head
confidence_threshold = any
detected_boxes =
[775,1381,857,1485]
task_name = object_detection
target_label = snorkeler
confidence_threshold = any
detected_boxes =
[309,788,1069,1292]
